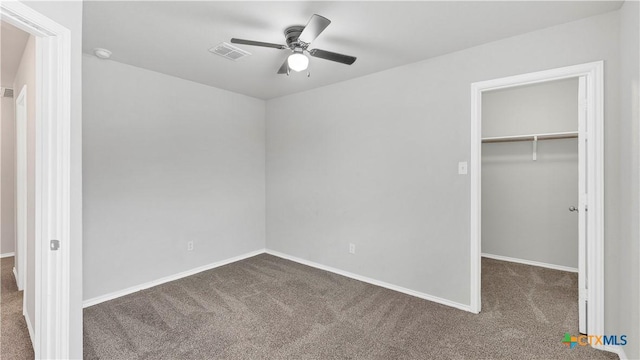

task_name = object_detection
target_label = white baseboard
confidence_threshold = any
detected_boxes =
[0,252,15,258]
[601,345,628,360]
[265,249,472,313]
[481,253,578,273]
[83,247,473,315]
[24,307,35,349]
[83,249,265,308]
[12,267,23,291]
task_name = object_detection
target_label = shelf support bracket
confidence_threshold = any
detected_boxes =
[532,135,538,161]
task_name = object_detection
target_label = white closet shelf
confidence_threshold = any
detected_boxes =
[481,131,578,143]
[482,131,578,161]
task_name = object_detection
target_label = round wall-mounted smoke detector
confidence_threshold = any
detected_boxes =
[93,48,112,60]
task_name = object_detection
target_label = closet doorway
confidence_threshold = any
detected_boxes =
[469,62,604,341]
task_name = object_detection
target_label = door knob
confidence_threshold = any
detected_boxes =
[569,206,578,212]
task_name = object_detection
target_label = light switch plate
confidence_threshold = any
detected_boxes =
[458,161,468,175]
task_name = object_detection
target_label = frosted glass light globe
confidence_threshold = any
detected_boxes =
[288,53,309,72]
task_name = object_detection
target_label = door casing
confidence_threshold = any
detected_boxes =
[15,85,27,296]
[469,61,604,345]
[1,2,73,358]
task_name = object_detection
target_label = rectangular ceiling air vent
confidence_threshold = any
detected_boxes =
[0,88,14,98]
[209,42,251,61]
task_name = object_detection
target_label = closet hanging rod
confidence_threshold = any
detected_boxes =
[482,131,578,144]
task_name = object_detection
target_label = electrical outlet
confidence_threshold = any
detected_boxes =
[349,243,356,254]
[187,241,194,251]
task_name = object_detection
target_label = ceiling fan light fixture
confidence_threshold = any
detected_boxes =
[287,52,309,72]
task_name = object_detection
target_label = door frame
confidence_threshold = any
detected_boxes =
[1,2,72,358]
[15,85,27,295]
[469,62,604,340]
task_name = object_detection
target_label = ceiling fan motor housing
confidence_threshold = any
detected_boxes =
[285,26,307,50]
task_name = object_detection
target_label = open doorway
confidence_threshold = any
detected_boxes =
[480,77,584,333]
[0,20,30,293]
[470,62,604,344]
[1,18,35,358]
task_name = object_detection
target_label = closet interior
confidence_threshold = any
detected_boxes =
[481,78,579,270]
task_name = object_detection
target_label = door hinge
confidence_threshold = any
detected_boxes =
[50,239,60,251]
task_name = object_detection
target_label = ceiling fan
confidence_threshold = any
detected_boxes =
[230,14,357,76]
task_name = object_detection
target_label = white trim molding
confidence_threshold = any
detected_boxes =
[24,305,35,347]
[83,249,265,308]
[481,253,578,273]
[266,249,472,313]
[84,249,473,314]
[470,62,605,340]
[0,252,16,259]
[1,2,73,358]
[14,85,28,293]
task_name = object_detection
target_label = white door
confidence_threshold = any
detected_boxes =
[577,76,587,334]
[15,85,27,292]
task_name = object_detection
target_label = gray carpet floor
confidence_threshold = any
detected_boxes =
[83,254,618,359]
[1,256,35,360]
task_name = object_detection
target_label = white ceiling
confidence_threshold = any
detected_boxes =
[1,21,30,87]
[83,1,622,100]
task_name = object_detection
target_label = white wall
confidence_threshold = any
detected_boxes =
[12,33,36,338]
[266,10,620,319]
[617,1,639,359]
[1,97,15,255]
[20,1,84,357]
[482,79,578,136]
[482,140,578,268]
[482,79,579,269]
[82,55,266,300]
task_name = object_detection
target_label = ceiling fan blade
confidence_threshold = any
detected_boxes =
[308,49,357,65]
[230,38,286,50]
[298,14,331,44]
[277,58,289,74]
